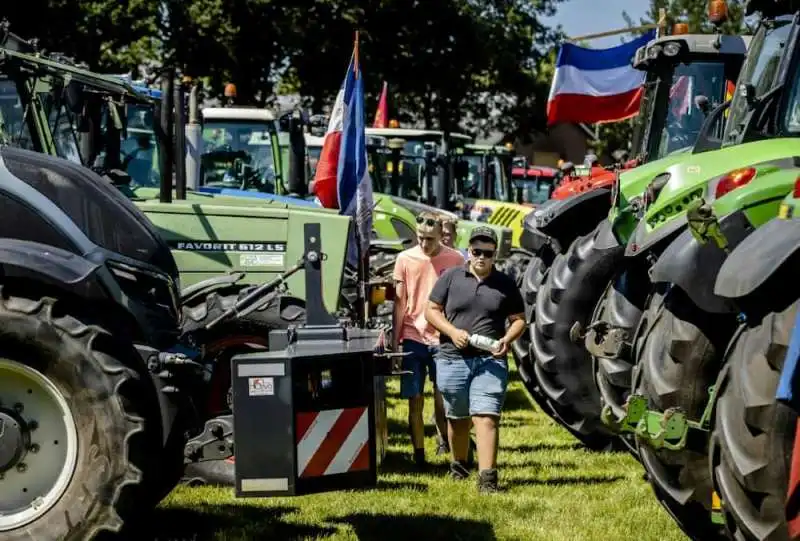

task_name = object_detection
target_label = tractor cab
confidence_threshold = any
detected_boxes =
[551,30,750,201]
[510,156,557,206]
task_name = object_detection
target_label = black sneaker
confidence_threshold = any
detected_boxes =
[477,468,499,493]
[436,436,450,456]
[450,460,470,480]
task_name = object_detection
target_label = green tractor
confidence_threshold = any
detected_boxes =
[517,28,750,447]
[706,186,800,540]
[0,32,395,488]
[571,2,800,537]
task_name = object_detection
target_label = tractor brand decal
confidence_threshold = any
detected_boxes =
[171,241,287,253]
[295,407,370,478]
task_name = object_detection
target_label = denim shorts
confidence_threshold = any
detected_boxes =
[434,353,509,418]
[400,339,438,399]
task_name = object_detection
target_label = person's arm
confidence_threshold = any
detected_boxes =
[426,271,470,349]
[492,282,528,358]
[391,257,407,351]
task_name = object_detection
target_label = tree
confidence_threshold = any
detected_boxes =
[282,0,564,137]
[2,0,159,72]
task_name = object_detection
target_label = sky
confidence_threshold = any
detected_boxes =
[544,0,653,48]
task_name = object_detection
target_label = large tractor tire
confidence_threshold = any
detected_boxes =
[531,224,623,449]
[0,293,157,540]
[634,285,737,540]
[513,253,556,418]
[181,290,306,487]
[591,265,650,455]
[711,300,798,541]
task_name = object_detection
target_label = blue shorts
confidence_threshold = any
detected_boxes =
[400,339,438,399]
[434,353,509,418]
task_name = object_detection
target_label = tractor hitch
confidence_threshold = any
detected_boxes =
[184,415,234,463]
[572,321,632,359]
[601,385,717,451]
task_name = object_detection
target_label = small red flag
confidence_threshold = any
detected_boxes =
[373,81,388,128]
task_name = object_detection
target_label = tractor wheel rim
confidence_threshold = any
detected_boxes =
[0,358,79,531]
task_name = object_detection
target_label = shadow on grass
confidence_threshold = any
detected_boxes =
[505,474,625,488]
[376,478,429,492]
[502,441,584,453]
[332,512,496,541]
[502,386,533,412]
[502,460,579,471]
[137,504,335,541]
[380,449,448,475]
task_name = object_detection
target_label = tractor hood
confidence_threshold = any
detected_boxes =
[642,137,800,236]
[618,147,694,203]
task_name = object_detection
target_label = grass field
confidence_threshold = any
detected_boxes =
[155,367,688,541]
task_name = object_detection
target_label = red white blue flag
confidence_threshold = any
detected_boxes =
[547,30,656,126]
[311,36,373,264]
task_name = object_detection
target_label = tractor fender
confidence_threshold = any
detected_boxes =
[592,218,621,251]
[180,272,247,306]
[715,215,800,299]
[525,188,612,252]
[650,210,754,313]
[0,238,107,299]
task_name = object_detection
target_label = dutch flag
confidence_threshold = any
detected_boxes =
[311,36,374,266]
[547,30,656,126]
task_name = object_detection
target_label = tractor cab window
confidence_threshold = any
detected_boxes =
[512,175,554,205]
[200,120,281,193]
[454,155,482,198]
[121,104,160,186]
[0,79,34,149]
[491,156,509,202]
[658,61,726,157]
[723,16,794,144]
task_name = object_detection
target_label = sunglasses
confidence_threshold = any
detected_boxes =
[416,216,441,227]
[470,248,496,259]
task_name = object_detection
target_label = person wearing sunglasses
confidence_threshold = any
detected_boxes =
[392,212,466,468]
[425,226,526,493]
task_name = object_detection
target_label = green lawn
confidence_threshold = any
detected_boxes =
[156,367,687,541]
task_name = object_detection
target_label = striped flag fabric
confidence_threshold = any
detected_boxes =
[311,36,373,265]
[547,30,656,126]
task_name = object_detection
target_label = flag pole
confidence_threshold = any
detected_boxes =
[353,29,369,328]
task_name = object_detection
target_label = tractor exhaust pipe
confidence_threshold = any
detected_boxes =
[158,72,174,204]
[174,80,187,200]
[185,83,201,191]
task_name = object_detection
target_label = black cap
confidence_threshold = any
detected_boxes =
[468,226,497,245]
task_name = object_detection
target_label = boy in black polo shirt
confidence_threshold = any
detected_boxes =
[425,227,526,493]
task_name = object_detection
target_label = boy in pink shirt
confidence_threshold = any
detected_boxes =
[393,212,465,467]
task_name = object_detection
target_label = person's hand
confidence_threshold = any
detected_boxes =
[492,337,510,359]
[450,329,470,349]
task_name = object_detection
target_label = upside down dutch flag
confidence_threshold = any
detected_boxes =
[547,30,656,126]
[311,39,373,265]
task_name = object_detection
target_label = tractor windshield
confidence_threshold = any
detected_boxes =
[200,120,282,193]
[0,79,34,149]
[656,61,727,157]
[723,16,794,144]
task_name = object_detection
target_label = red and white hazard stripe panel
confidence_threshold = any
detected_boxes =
[296,407,370,478]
